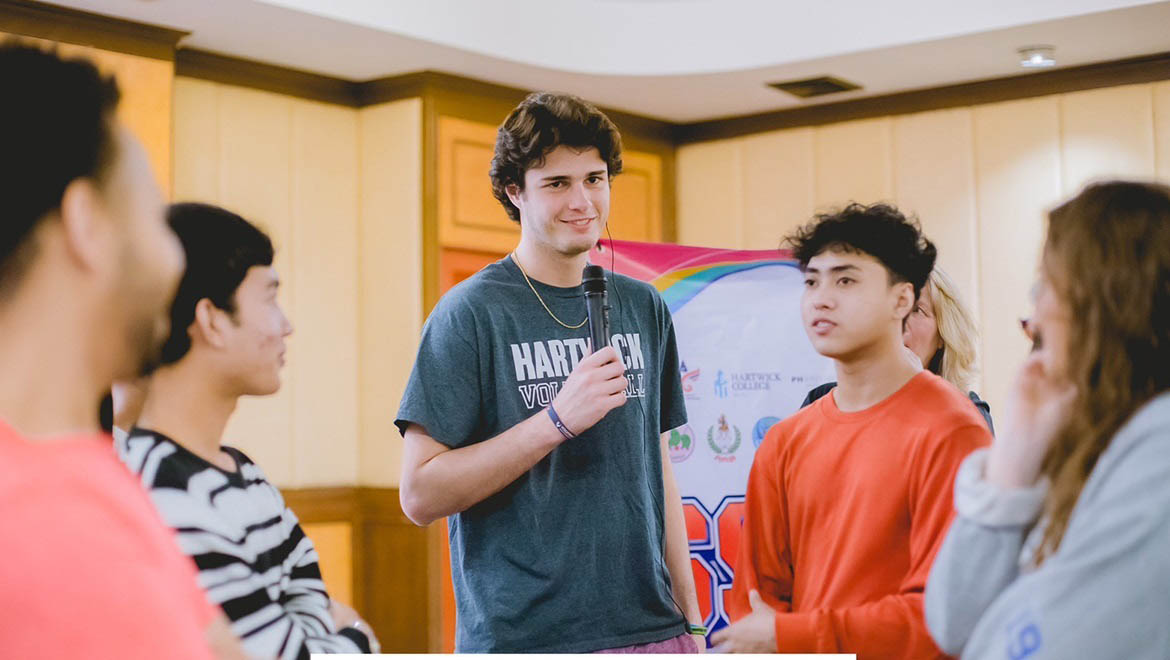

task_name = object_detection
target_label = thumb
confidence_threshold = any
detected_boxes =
[749,589,768,612]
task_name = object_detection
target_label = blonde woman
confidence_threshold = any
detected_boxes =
[802,268,994,433]
[925,181,1170,658]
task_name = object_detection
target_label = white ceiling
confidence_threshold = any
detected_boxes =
[41,0,1170,122]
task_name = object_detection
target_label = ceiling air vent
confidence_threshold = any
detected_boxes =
[768,75,861,99]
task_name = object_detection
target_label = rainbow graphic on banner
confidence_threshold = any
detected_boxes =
[589,239,800,313]
[588,237,834,640]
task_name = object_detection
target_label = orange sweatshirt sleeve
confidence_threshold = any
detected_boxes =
[727,432,794,619]
[770,423,990,657]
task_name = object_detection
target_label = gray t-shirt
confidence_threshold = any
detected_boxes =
[395,256,689,653]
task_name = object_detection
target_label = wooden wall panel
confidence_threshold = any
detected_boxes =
[437,116,518,253]
[358,99,423,488]
[609,150,663,242]
[210,85,297,485]
[172,77,220,201]
[742,128,815,250]
[301,521,354,605]
[1157,82,1170,181]
[1061,85,1156,195]
[893,108,981,322]
[283,487,429,652]
[290,101,361,486]
[814,117,894,211]
[676,140,743,248]
[359,489,433,653]
[973,97,1062,415]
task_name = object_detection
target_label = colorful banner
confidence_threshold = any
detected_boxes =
[589,239,835,639]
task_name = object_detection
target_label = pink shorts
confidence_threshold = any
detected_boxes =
[595,632,700,654]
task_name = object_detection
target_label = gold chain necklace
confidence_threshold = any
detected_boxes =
[511,252,587,329]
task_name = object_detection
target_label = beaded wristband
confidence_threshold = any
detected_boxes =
[546,404,577,440]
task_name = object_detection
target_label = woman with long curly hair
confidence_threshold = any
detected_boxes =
[925,181,1170,659]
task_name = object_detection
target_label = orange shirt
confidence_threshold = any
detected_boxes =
[0,420,216,659]
[727,372,990,659]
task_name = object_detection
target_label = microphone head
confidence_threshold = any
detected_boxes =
[582,264,607,294]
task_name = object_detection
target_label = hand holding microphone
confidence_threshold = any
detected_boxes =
[545,265,624,440]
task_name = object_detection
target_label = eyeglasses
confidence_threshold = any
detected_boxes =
[1020,317,1042,351]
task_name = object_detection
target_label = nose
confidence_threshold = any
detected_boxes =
[807,284,833,310]
[566,182,591,212]
[281,312,294,338]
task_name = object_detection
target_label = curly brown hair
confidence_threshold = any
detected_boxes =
[489,92,623,223]
[1035,180,1170,563]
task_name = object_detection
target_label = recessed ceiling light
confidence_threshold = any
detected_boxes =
[1018,45,1056,69]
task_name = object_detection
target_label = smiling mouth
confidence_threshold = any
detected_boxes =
[562,217,595,227]
[811,320,836,332]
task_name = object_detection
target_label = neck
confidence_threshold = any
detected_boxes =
[513,240,590,287]
[137,360,237,467]
[831,336,921,413]
[0,293,106,439]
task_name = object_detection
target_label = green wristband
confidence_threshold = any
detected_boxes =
[686,623,708,636]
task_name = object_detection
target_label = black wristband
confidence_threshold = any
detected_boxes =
[547,403,577,440]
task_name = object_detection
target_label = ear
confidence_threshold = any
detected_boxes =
[505,182,524,209]
[893,281,916,322]
[191,298,230,350]
[58,178,110,273]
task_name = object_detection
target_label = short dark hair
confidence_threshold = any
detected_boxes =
[159,203,274,365]
[0,41,121,296]
[785,202,937,300]
[490,92,623,223]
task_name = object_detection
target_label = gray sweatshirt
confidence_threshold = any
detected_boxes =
[925,391,1170,660]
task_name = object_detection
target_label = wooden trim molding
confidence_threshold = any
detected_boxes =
[175,48,360,107]
[675,50,1170,144]
[0,0,187,61]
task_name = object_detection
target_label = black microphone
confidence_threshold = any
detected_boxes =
[583,264,610,353]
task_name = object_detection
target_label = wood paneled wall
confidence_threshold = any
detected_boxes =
[677,82,1170,417]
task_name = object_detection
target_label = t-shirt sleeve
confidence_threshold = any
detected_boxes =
[395,298,483,448]
[658,301,688,433]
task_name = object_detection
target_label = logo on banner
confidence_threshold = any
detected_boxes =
[668,425,696,463]
[729,371,786,395]
[707,414,741,462]
[753,417,781,448]
[680,361,702,400]
[714,370,729,398]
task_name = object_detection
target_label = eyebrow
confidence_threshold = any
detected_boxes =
[539,170,607,183]
[804,264,862,275]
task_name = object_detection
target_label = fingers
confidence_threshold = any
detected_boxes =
[749,589,766,611]
[710,627,729,647]
[580,345,621,367]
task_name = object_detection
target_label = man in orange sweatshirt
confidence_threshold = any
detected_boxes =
[713,203,991,658]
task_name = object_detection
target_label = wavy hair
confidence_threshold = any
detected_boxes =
[923,268,980,392]
[489,92,622,223]
[1034,180,1170,563]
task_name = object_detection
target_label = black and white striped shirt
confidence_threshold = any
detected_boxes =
[120,429,371,659]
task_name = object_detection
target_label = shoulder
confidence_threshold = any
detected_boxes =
[437,259,512,307]
[1092,392,1170,488]
[221,445,278,490]
[122,430,196,490]
[422,259,514,335]
[611,271,665,308]
[758,403,823,462]
[909,372,989,430]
